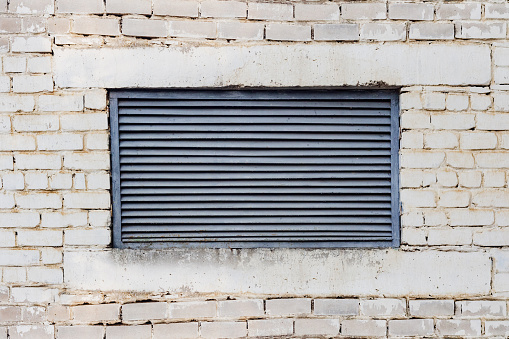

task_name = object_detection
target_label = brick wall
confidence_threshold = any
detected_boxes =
[1,0,509,337]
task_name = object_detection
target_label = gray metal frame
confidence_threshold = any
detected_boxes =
[109,89,400,249]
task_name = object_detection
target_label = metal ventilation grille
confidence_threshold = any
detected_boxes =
[110,90,400,248]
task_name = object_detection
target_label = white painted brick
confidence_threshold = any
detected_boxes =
[457,300,506,317]
[0,249,39,265]
[11,287,58,303]
[496,211,509,227]
[266,24,311,42]
[494,273,509,292]
[473,190,509,208]
[200,321,247,339]
[314,24,359,41]
[409,300,454,316]
[122,19,167,38]
[85,133,108,150]
[341,3,386,20]
[168,21,216,39]
[0,95,34,112]
[84,89,107,110]
[218,299,263,317]
[401,211,424,227]
[65,228,111,246]
[401,170,425,188]
[446,94,469,111]
[48,173,72,189]
[494,93,509,112]
[0,230,15,247]
[295,4,339,21]
[470,94,492,110]
[449,209,494,226]
[24,172,48,189]
[476,152,509,168]
[486,3,509,19]
[37,134,83,151]
[13,115,58,132]
[0,115,10,132]
[484,171,506,188]
[217,22,264,40]
[18,230,63,246]
[74,173,86,189]
[56,0,104,14]
[410,23,454,40]
[400,92,422,110]
[16,193,62,209]
[41,248,63,264]
[89,210,110,227]
[477,113,509,131]
[63,192,110,209]
[437,170,458,187]
[201,1,246,18]
[13,75,52,93]
[0,134,35,150]
[341,319,386,336]
[486,321,509,336]
[87,173,110,189]
[438,190,470,208]
[458,22,507,39]
[16,154,61,170]
[0,193,14,208]
[437,3,481,20]
[495,67,509,85]
[39,95,83,112]
[389,3,434,20]
[56,326,104,339]
[28,57,51,73]
[0,155,13,170]
[248,3,293,21]
[401,227,427,245]
[9,0,53,14]
[3,56,26,72]
[424,92,446,110]
[389,319,434,336]
[61,113,107,131]
[63,153,110,170]
[73,304,120,323]
[401,131,423,149]
[294,319,339,336]
[153,0,198,17]
[122,302,168,321]
[494,48,509,67]
[424,210,448,226]
[428,227,472,245]
[106,0,151,15]
[27,267,63,284]
[55,36,103,46]
[22,17,46,34]
[447,151,474,168]
[424,131,458,149]
[360,299,406,317]
[2,172,24,190]
[153,323,198,339]
[314,299,358,316]
[401,151,445,168]
[72,17,120,36]
[436,319,481,336]
[401,190,436,208]
[460,132,497,149]
[3,267,26,282]
[266,298,311,316]
[360,23,406,41]
[247,319,293,337]
[0,212,39,227]
[9,325,53,339]
[169,301,216,319]
[11,37,51,53]
[42,211,87,228]
[106,326,151,339]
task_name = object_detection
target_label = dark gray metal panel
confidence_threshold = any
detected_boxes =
[109,89,400,249]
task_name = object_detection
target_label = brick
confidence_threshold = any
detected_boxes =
[424,131,458,149]
[122,302,168,321]
[12,37,51,53]
[3,56,26,72]
[438,190,470,208]
[201,1,246,18]
[38,134,83,151]
[153,323,199,339]
[401,211,424,227]
[73,304,120,323]
[389,3,433,20]
[9,0,53,14]
[476,152,509,168]
[436,319,481,336]
[0,155,13,170]
[106,0,151,15]
[496,211,509,227]
[74,173,86,189]
[494,48,509,67]
[401,190,436,208]
[64,153,110,170]
[57,326,104,339]
[389,319,433,336]
[428,228,472,246]
[486,3,509,19]
[0,306,22,322]
[0,95,34,112]
[84,89,107,110]
[437,3,481,20]
[447,151,474,168]
[169,301,216,319]
[476,229,509,246]
[410,23,454,40]
[201,322,246,339]
[55,36,103,46]
[22,17,47,34]
[218,22,263,40]
[64,192,110,209]
[49,306,70,323]
[0,135,35,151]
[360,23,406,41]
[0,249,39,266]
[360,299,406,317]
[446,94,469,111]
[423,92,446,110]
[460,132,497,149]
[48,173,73,190]
[85,133,109,150]
[61,113,107,131]
[0,230,15,247]
[470,94,492,110]
[13,75,52,93]
[247,3,293,21]
[495,67,509,84]
[477,113,509,130]
[0,212,39,227]
[484,171,506,188]
[494,273,509,292]
[401,151,445,168]
[294,319,339,336]
[314,299,358,316]
[0,76,9,92]
[122,19,167,38]
[18,230,62,246]
[13,115,58,132]
[314,24,359,41]
[486,321,509,335]
[39,95,83,112]
[458,22,506,39]
[16,193,62,209]
[494,92,509,112]
[295,4,339,21]
[218,299,263,318]
[105,325,151,339]
[473,190,509,207]
[72,17,120,36]
[27,267,63,284]
[25,172,48,190]
[401,131,423,149]
[56,0,104,14]
[168,21,216,39]
[40,248,62,264]
[2,173,24,190]
[89,210,110,226]
[0,17,21,33]
[342,319,386,336]
[457,300,506,317]
[449,209,494,226]
[341,3,386,20]
[11,287,58,303]
[9,325,53,339]
[266,24,311,42]
[266,298,311,316]
[436,170,458,187]
[87,173,110,189]
[0,193,14,208]
[247,319,293,337]
[400,92,422,110]
[153,0,198,17]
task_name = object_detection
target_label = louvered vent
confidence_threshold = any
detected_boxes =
[110,90,400,248]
